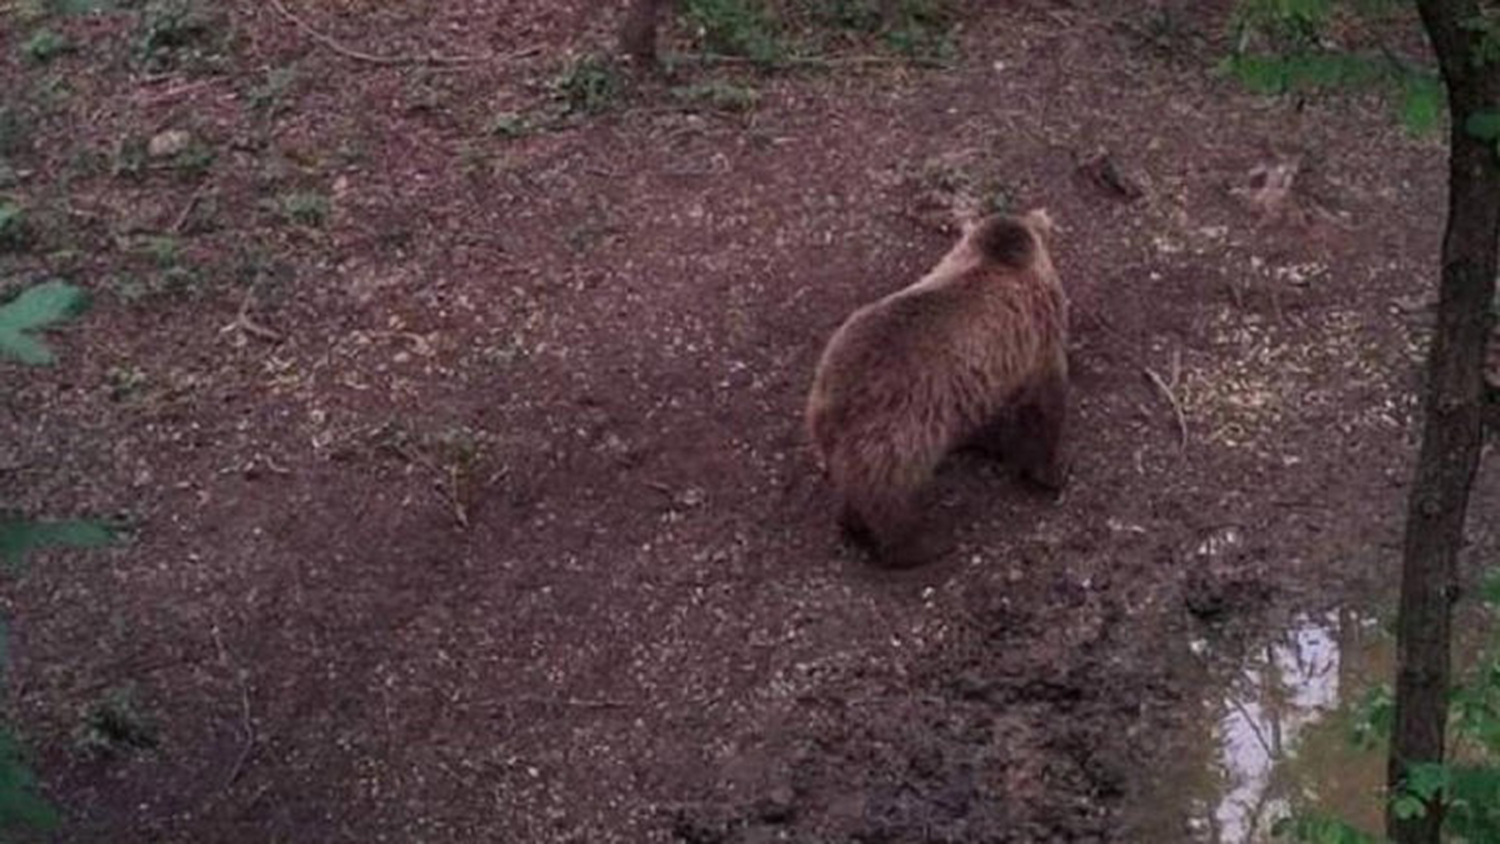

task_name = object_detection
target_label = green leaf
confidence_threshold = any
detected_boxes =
[1350,684,1394,749]
[0,280,91,365]
[50,0,116,12]
[1466,110,1500,141]
[0,724,58,833]
[0,517,116,569]
[0,200,25,250]
[1273,810,1383,843]
[1482,567,1500,608]
[1392,793,1427,819]
[1405,762,1449,799]
[1398,72,1443,135]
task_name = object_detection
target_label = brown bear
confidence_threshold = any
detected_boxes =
[805,209,1069,567]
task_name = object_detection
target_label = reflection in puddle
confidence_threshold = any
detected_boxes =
[1204,612,1346,843]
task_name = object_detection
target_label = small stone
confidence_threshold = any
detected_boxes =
[148,129,192,159]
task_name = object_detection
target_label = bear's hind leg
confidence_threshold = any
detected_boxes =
[1014,370,1069,492]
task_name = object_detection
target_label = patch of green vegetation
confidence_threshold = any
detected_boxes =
[0,280,90,365]
[136,233,179,267]
[484,111,530,138]
[19,0,116,16]
[21,27,73,64]
[557,54,624,115]
[104,364,148,401]
[0,515,115,567]
[0,725,59,836]
[0,200,29,252]
[113,233,205,299]
[247,66,297,117]
[278,190,330,227]
[134,0,225,72]
[0,267,112,836]
[1224,0,1446,135]
[805,0,884,32]
[681,0,787,65]
[0,105,30,160]
[63,146,108,182]
[671,81,760,113]
[169,138,215,179]
[74,685,157,758]
[878,0,956,64]
[111,136,148,180]
[1223,51,1389,95]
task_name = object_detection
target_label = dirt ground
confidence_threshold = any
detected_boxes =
[3,0,1497,841]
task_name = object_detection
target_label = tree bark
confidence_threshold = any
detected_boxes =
[1388,3,1500,843]
[620,0,666,65]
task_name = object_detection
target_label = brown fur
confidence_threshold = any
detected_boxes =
[806,209,1069,567]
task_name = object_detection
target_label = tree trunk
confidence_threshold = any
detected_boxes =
[1388,3,1500,843]
[620,0,665,65]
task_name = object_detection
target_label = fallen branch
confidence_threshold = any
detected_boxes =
[219,289,283,344]
[668,51,947,70]
[266,0,538,66]
[221,677,255,788]
[1144,367,1188,451]
[488,695,632,710]
[171,182,210,234]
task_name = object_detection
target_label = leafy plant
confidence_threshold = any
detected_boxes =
[0,727,58,836]
[247,66,297,117]
[807,0,884,32]
[671,81,761,113]
[0,280,90,365]
[134,0,222,72]
[1223,1,1447,135]
[485,112,529,138]
[879,0,956,63]
[0,200,27,252]
[0,244,112,839]
[74,685,157,758]
[557,54,624,115]
[0,517,115,568]
[681,0,787,65]
[0,105,29,159]
[278,190,329,228]
[20,28,72,64]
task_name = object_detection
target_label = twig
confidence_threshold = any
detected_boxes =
[489,695,633,709]
[669,51,944,70]
[384,441,471,529]
[1227,674,1279,761]
[267,0,536,66]
[219,288,284,344]
[448,464,470,528]
[1144,367,1188,451]
[210,625,256,790]
[171,182,210,234]
[222,678,255,788]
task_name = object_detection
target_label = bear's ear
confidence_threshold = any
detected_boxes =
[953,198,982,237]
[1023,208,1057,240]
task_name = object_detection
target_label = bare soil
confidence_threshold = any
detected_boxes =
[2,1,1497,841]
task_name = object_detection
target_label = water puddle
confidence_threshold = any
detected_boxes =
[1189,609,1389,842]
[1127,528,1394,842]
[1127,522,1500,844]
